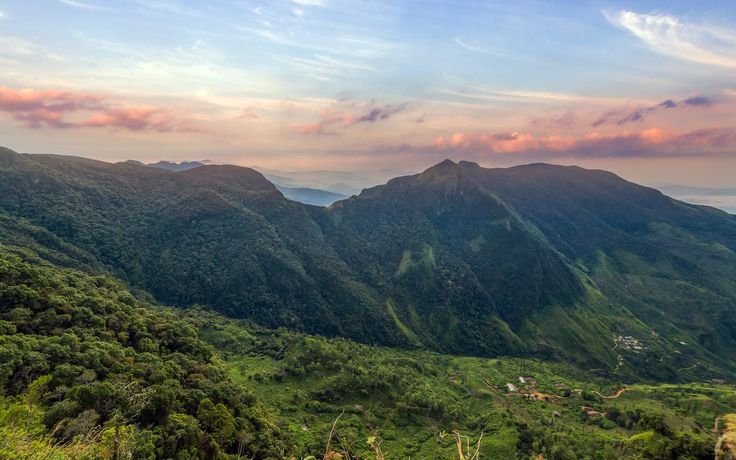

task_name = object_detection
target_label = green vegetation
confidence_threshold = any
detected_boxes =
[716,414,736,459]
[0,243,734,458]
[200,314,734,459]
[2,148,735,379]
[0,246,284,459]
[2,148,736,457]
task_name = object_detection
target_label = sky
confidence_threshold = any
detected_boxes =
[1,0,736,189]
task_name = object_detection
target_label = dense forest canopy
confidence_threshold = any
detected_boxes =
[1,147,736,458]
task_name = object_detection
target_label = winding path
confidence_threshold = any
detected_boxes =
[593,388,631,399]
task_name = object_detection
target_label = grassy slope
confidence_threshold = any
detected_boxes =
[198,315,736,459]
[0,240,733,458]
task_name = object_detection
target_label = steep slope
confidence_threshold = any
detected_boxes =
[316,159,585,356]
[2,147,736,378]
[0,243,284,458]
[0,148,402,346]
[315,160,736,376]
[463,162,736,360]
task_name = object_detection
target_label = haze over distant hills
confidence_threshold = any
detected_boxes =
[125,159,349,206]
[128,159,736,214]
[655,184,736,214]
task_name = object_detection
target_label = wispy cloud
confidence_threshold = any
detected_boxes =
[0,37,43,56]
[291,100,409,135]
[431,127,736,158]
[682,95,714,107]
[272,53,377,81]
[439,86,621,105]
[454,37,488,54]
[591,95,716,127]
[59,0,114,11]
[0,86,200,132]
[82,107,199,132]
[0,10,5,19]
[0,36,64,62]
[293,0,325,6]
[605,10,736,69]
[134,0,202,17]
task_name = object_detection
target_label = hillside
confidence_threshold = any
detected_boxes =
[0,148,404,348]
[0,244,284,458]
[1,147,736,380]
[1,239,732,459]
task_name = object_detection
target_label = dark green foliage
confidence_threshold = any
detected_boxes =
[3,148,736,379]
[0,246,284,458]
[0,148,405,348]
[198,316,731,459]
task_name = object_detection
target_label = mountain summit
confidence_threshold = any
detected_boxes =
[1,149,736,379]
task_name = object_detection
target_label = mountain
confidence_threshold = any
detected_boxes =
[2,147,736,380]
[2,240,728,459]
[0,148,405,348]
[146,160,206,171]
[316,159,586,356]
[275,185,347,206]
[137,162,349,206]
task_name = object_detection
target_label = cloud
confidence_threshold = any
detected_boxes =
[0,87,85,116]
[605,10,736,69]
[0,36,64,62]
[292,0,325,5]
[589,95,717,127]
[454,38,488,54]
[0,86,198,132]
[431,127,736,158]
[591,110,620,128]
[356,103,407,123]
[617,111,644,125]
[135,0,200,16]
[271,53,378,81]
[0,37,46,56]
[532,111,576,128]
[0,10,5,19]
[292,101,409,135]
[59,0,114,11]
[81,107,198,132]
[440,86,624,106]
[433,131,577,154]
[682,96,713,107]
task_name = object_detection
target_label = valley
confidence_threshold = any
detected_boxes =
[1,147,735,458]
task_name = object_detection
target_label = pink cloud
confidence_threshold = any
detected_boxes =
[0,86,103,113]
[0,86,199,133]
[431,127,735,158]
[434,131,578,153]
[82,107,199,132]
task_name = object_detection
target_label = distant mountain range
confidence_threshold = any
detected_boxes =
[272,186,346,207]
[131,159,736,214]
[2,146,736,381]
[126,159,348,206]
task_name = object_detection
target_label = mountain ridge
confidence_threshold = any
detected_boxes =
[1,146,735,380]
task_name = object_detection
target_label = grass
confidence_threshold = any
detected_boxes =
[200,315,736,459]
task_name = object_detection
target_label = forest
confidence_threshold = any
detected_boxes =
[1,243,734,459]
